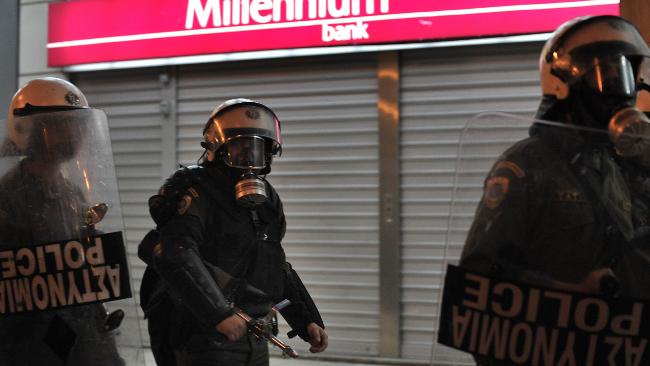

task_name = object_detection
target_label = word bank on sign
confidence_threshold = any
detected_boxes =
[322,21,369,42]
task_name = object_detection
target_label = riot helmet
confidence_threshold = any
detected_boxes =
[201,99,282,207]
[6,77,90,163]
[538,15,650,130]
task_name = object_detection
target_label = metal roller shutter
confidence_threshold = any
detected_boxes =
[73,69,165,349]
[70,40,550,364]
[399,43,543,363]
[175,54,381,357]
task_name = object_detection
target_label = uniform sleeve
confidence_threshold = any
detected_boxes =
[148,169,234,329]
[279,262,325,341]
[459,155,552,285]
[267,185,325,341]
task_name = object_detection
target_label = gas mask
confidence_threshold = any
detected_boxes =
[589,56,650,166]
[202,99,282,206]
[574,54,638,128]
[613,79,650,168]
[608,107,650,158]
[222,136,271,207]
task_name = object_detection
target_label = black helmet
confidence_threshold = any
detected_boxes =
[537,15,650,126]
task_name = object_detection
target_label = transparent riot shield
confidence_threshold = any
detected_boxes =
[0,109,144,365]
[434,111,650,365]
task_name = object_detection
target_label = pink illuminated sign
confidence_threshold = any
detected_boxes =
[48,0,619,67]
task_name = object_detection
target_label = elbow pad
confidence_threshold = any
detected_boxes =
[152,241,233,328]
[137,229,160,266]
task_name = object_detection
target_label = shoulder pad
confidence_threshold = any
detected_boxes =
[159,165,205,197]
[150,165,206,226]
[161,165,205,198]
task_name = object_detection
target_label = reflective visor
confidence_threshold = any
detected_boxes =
[224,136,267,169]
[551,40,649,95]
[582,55,636,97]
[204,104,281,154]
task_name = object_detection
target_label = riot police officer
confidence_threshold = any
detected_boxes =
[140,99,327,366]
[0,77,124,365]
[460,15,650,300]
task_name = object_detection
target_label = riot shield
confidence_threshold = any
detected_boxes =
[0,109,144,365]
[434,112,650,365]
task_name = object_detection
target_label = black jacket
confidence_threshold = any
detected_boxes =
[139,162,323,352]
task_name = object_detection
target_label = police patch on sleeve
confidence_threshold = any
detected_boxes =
[495,161,525,178]
[177,195,193,215]
[484,176,509,209]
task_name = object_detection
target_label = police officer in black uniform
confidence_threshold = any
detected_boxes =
[139,99,327,366]
[460,15,650,301]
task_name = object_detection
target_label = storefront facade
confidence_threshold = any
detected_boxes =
[16,0,634,364]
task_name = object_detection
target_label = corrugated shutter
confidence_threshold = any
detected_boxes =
[399,43,543,363]
[175,54,381,357]
[70,40,549,363]
[73,69,164,348]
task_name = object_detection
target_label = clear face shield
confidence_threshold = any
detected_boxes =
[223,136,267,170]
[550,39,650,129]
[572,54,650,158]
[558,45,650,146]
[596,56,650,161]
[582,55,636,98]
[222,136,271,208]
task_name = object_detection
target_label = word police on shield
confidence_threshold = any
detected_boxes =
[438,265,649,365]
[0,232,131,315]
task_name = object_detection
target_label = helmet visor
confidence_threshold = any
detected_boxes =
[551,38,650,90]
[224,136,267,170]
[204,105,281,153]
[17,109,92,162]
[582,55,636,97]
